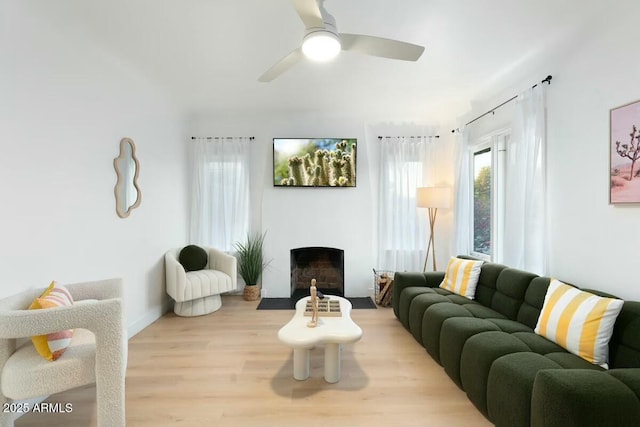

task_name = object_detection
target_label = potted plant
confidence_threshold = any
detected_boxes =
[234,231,271,301]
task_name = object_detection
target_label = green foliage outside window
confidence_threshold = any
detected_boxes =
[473,166,491,255]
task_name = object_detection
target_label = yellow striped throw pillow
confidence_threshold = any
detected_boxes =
[439,257,483,299]
[28,281,75,361]
[534,279,623,368]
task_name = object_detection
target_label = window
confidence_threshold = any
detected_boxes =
[470,131,508,261]
[205,160,249,251]
[190,137,251,253]
[377,137,432,272]
[380,159,424,252]
[473,148,492,256]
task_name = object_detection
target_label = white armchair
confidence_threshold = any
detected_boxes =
[0,278,126,427]
[165,246,237,317]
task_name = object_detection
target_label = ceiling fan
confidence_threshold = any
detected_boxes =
[258,0,425,82]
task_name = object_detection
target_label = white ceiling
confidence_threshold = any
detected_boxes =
[30,0,608,122]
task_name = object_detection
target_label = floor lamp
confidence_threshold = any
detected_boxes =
[416,187,451,271]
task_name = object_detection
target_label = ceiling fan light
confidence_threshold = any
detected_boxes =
[302,31,341,62]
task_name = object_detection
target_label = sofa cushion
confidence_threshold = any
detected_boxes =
[439,257,483,299]
[535,279,624,367]
[491,268,538,320]
[544,352,606,370]
[28,282,75,361]
[608,301,640,369]
[512,332,566,355]
[517,276,550,329]
[392,271,445,317]
[464,304,506,319]
[531,370,640,427]
[422,303,474,364]
[487,318,533,333]
[473,262,508,308]
[179,245,208,272]
[433,287,455,296]
[460,331,532,416]
[487,352,562,427]
[606,369,640,400]
[440,317,501,388]
[397,287,434,328]
[446,293,479,306]
[407,292,451,344]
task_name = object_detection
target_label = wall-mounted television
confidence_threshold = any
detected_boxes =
[273,138,357,187]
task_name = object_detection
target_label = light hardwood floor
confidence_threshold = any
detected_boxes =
[16,296,491,427]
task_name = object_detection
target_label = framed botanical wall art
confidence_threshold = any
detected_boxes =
[610,99,640,204]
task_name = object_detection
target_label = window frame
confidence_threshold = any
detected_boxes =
[469,128,509,262]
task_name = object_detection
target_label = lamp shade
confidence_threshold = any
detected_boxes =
[416,187,450,209]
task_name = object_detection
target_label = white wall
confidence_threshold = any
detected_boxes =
[0,2,189,335]
[189,112,456,297]
[546,0,640,300]
[188,112,372,297]
[262,120,371,297]
[460,0,640,300]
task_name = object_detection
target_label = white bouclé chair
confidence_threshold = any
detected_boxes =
[0,278,126,427]
[165,246,237,317]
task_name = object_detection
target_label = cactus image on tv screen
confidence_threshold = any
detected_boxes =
[273,138,357,187]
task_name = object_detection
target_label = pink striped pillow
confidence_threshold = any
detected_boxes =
[28,282,75,361]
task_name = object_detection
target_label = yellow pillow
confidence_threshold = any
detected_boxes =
[28,281,75,361]
[534,279,624,368]
[439,257,483,299]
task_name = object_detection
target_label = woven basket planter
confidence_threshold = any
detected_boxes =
[243,285,260,301]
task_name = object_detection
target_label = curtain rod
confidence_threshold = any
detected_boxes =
[378,135,440,140]
[190,136,255,140]
[451,75,552,133]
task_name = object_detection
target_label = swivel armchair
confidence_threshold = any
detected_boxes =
[165,246,237,317]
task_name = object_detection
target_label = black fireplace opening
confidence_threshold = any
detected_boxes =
[290,247,344,298]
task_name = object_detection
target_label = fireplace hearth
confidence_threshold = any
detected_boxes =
[290,247,344,297]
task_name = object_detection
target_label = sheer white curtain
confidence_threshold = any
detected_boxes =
[451,128,472,256]
[189,137,250,252]
[377,137,432,272]
[502,85,548,274]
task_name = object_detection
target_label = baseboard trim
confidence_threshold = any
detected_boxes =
[127,300,173,339]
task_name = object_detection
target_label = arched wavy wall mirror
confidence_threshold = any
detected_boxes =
[114,137,141,218]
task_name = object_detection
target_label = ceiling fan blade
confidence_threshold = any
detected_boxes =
[292,0,324,29]
[258,48,304,82]
[340,33,425,61]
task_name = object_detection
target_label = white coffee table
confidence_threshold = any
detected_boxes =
[278,295,363,383]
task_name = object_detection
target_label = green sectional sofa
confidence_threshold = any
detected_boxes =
[392,257,640,427]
